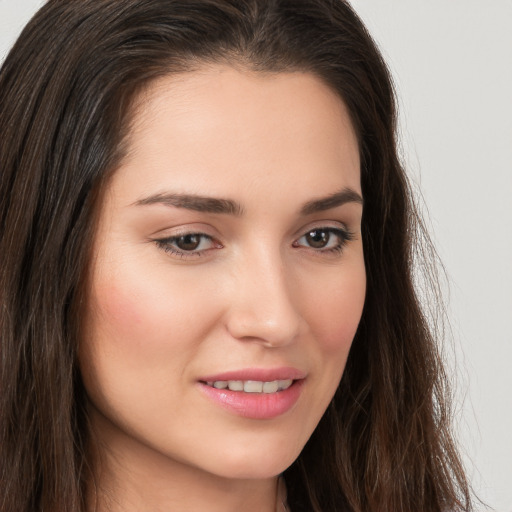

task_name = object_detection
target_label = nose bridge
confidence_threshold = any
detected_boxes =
[225,242,301,347]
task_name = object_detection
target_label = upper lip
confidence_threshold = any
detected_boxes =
[199,367,306,382]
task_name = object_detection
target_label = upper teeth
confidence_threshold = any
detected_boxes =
[205,379,293,393]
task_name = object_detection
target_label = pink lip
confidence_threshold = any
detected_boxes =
[197,367,306,420]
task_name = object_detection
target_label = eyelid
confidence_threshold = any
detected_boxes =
[153,231,222,259]
[296,220,352,239]
[149,221,220,239]
[292,224,355,254]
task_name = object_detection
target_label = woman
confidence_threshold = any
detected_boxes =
[0,1,472,511]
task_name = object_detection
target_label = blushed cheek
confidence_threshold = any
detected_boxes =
[84,268,213,360]
[79,276,183,402]
[96,283,146,332]
[81,271,171,369]
[313,267,366,353]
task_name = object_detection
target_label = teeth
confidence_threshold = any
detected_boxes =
[278,379,293,390]
[263,381,278,393]
[228,380,244,391]
[206,379,293,393]
[244,381,263,393]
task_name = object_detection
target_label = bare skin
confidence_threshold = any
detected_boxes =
[81,65,365,512]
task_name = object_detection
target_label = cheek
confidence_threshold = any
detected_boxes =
[85,263,211,357]
[79,267,204,403]
[81,250,248,411]
[306,261,366,355]
[88,280,169,360]
[97,282,146,333]
[79,265,215,418]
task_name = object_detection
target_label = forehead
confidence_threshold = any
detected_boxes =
[110,64,361,204]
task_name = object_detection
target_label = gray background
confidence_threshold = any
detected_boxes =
[1,1,511,510]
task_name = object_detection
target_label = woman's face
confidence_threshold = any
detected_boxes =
[81,65,365,481]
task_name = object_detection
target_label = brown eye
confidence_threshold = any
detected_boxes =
[155,233,218,257]
[293,227,353,254]
[176,234,201,251]
[305,229,330,249]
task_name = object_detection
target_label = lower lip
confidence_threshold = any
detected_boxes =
[197,380,304,419]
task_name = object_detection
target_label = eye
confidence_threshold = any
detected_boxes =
[154,233,219,258]
[293,227,354,253]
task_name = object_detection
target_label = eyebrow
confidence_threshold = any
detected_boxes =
[299,188,363,215]
[134,187,363,216]
[135,193,244,215]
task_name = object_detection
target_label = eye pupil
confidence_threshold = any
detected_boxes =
[177,234,201,251]
[306,230,329,248]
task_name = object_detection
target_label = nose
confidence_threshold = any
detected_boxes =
[224,246,302,348]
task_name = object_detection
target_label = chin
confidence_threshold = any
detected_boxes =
[192,441,302,480]
[211,458,295,480]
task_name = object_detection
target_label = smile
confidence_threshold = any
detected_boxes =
[197,368,305,419]
[204,379,294,393]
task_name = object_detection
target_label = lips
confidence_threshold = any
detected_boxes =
[197,367,306,419]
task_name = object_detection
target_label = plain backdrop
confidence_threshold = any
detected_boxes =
[1,1,511,510]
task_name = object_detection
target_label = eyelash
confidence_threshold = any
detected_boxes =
[293,227,354,255]
[154,233,220,259]
[154,227,355,260]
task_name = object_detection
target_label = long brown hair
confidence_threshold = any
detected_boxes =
[0,1,472,510]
